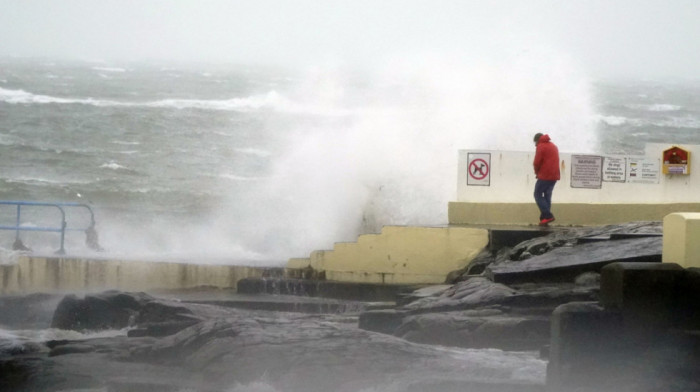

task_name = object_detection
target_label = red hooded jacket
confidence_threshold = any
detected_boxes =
[533,134,560,181]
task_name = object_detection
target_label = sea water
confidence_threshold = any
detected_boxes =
[0,57,699,262]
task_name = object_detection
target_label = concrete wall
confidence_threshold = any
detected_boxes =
[451,143,700,225]
[0,256,268,294]
[662,212,700,268]
[288,226,489,284]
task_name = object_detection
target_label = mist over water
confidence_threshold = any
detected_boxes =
[222,53,596,261]
[6,52,699,264]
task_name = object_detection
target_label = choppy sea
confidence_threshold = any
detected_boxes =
[0,57,699,262]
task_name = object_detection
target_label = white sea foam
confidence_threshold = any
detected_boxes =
[626,103,682,112]
[0,87,297,113]
[92,66,127,73]
[234,147,272,157]
[598,115,628,126]
[597,113,700,129]
[5,176,93,186]
[145,91,286,111]
[100,162,127,170]
[0,87,104,105]
[219,173,264,181]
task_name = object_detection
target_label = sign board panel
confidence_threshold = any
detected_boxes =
[467,153,490,186]
[627,158,660,184]
[571,155,603,189]
[603,156,627,183]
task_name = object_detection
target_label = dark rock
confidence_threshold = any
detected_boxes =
[395,309,550,350]
[51,291,155,331]
[358,309,406,335]
[401,277,517,312]
[677,268,700,329]
[127,320,200,337]
[486,236,663,285]
[508,222,661,263]
[0,339,44,357]
[2,291,550,392]
[504,283,599,309]
[237,277,418,302]
[546,302,630,391]
[395,284,451,306]
[574,271,600,286]
[0,356,100,392]
[547,302,700,391]
[137,301,198,324]
[49,290,220,336]
[446,248,494,282]
[365,277,599,350]
[488,228,551,252]
[600,262,684,332]
[0,293,63,329]
[48,343,96,357]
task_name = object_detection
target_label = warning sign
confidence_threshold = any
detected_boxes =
[467,153,490,186]
[571,155,603,189]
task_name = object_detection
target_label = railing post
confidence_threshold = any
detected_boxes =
[57,207,67,255]
[0,200,101,254]
[14,204,21,242]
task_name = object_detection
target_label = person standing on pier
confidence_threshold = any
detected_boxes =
[533,133,560,226]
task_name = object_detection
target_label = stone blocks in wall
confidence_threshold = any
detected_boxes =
[663,212,700,268]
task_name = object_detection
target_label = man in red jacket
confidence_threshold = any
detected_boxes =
[533,133,560,226]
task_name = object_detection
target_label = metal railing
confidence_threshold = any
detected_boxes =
[0,200,103,254]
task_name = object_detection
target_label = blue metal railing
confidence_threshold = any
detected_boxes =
[0,200,102,254]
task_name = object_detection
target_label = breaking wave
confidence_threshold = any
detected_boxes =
[597,114,700,129]
[0,87,291,112]
[625,103,683,112]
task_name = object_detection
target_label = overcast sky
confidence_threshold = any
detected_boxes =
[1,0,699,79]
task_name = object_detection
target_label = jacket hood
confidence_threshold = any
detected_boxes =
[538,134,551,144]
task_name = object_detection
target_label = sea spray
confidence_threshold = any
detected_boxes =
[0,57,601,262]
[216,52,597,260]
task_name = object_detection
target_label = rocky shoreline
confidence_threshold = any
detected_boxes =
[1,222,698,391]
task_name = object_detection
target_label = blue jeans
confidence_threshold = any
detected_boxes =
[534,179,556,220]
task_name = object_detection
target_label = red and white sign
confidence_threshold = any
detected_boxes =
[467,153,491,186]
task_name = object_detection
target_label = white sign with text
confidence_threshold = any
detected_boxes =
[571,155,603,189]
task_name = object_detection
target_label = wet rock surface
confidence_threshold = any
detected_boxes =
[1,222,683,392]
[361,222,661,352]
[1,291,546,392]
[0,293,63,329]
